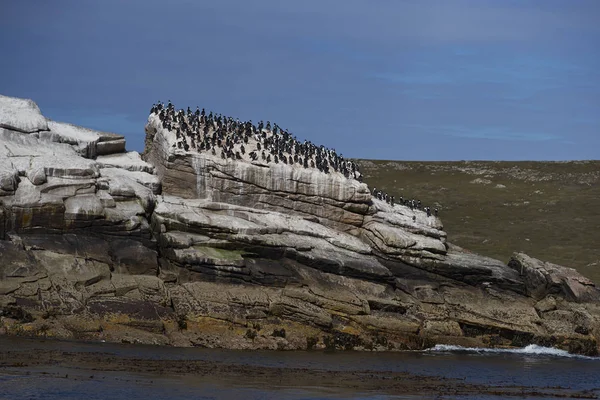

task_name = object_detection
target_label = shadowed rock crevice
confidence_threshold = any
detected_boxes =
[1,94,600,355]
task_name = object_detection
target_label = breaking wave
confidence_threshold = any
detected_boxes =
[426,344,598,359]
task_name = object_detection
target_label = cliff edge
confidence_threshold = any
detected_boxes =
[1,94,599,355]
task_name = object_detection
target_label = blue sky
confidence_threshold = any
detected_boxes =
[1,0,598,160]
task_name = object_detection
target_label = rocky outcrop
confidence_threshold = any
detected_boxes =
[144,115,450,266]
[1,94,599,355]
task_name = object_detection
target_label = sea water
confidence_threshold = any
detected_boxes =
[0,337,599,400]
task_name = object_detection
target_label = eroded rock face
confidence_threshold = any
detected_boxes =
[1,94,599,355]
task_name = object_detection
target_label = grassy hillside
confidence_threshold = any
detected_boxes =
[358,160,600,284]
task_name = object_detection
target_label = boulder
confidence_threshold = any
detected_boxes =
[96,138,126,155]
[0,160,19,194]
[508,252,600,302]
[42,120,125,158]
[0,94,48,133]
[43,120,101,158]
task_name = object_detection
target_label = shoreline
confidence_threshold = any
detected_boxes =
[0,337,598,399]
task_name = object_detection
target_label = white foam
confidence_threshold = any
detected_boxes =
[426,344,598,359]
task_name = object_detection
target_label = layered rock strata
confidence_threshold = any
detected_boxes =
[1,94,599,355]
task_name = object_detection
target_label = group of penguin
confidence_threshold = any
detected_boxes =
[150,101,362,180]
[149,101,439,218]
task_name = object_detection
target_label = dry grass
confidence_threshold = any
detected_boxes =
[357,160,600,283]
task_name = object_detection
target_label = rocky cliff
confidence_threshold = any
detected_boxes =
[1,94,600,355]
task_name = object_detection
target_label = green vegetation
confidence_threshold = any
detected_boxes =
[358,160,600,283]
[271,328,286,338]
[306,336,319,350]
[245,328,258,340]
[176,314,188,330]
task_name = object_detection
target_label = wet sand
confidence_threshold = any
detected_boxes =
[0,346,597,399]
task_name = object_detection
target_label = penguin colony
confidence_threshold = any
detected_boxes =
[150,101,438,216]
[151,101,361,179]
